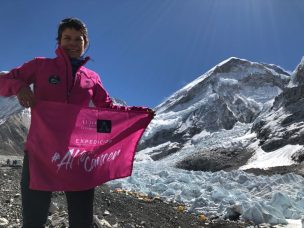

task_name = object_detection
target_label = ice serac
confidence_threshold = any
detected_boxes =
[139,57,290,160]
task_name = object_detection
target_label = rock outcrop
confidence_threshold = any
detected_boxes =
[252,57,304,152]
[0,111,28,156]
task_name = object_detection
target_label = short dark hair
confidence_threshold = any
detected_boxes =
[57,17,88,44]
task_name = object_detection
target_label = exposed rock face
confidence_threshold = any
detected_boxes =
[291,149,304,163]
[252,83,304,152]
[289,57,304,86]
[176,147,255,172]
[0,112,28,156]
[145,142,182,161]
[252,56,304,154]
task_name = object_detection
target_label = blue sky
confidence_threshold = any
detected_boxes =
[1,0,304,108]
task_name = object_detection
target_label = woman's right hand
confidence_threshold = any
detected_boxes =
[17,87,35,108]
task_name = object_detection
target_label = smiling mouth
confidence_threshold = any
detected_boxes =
[63,48,80,53]
[65,50,81,58]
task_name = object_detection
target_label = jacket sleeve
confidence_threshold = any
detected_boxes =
[0,59,37,97]
[92,76,148,111]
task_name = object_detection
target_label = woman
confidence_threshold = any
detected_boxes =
[0,18,153,228]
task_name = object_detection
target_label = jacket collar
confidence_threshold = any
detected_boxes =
[55,46,90,66]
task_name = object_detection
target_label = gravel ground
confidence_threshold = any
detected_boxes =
[0,164,251,228]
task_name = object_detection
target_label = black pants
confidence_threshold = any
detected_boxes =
[21,154,94,228]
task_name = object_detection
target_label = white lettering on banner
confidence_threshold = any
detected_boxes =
[53,148,121,173]
[75,138,112,145]
[56,149,81,171]
[52,152,61,163]
[83,149,121,172]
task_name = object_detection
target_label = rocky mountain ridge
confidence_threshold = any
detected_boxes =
[251,58,304,161]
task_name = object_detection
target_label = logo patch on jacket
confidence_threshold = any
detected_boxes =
[48,75,61,84]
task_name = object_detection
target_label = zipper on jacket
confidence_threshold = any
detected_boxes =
[58,47,90,102]
[62,52,73,103]
[65,63,70,103]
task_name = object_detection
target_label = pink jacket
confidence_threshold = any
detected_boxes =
[0,47,143,110]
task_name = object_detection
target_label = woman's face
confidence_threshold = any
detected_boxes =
[59,28,87,59]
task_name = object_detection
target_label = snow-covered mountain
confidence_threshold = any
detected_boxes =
[139,57,291,166]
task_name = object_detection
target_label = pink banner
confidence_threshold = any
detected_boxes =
[26,101,152,191]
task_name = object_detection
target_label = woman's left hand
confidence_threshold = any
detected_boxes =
[17,86,35,108]
[129,106,155,118]
[146,108,155,118]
